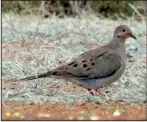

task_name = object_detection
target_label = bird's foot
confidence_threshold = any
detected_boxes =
[87,89,94,96]
[87,88,104,96]
[95,88,104,96]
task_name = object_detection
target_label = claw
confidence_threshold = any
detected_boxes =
[87,89,94,96]
[95,88,104,96]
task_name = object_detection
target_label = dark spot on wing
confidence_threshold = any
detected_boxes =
[68,62,76,66]
[52,71,58,75]
[66,72,71,75]
[90,59,93,61]
[83,64,87,68]
[73,64,78,67]
[86,68,91,71]
[87,88,92,91]
[91,62,95,66]
[82,60,86,62]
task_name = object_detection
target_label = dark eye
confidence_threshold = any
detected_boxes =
[122,29,126,32]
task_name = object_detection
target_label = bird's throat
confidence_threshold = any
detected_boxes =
[109,37,127,63]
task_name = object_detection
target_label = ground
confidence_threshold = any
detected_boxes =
[2,102,146,120]
[2,14,146,120]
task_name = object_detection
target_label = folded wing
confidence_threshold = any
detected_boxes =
[51,47,122,79]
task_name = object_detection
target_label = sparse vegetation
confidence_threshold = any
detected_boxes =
[2,1,146,20]
[2,13,146,103]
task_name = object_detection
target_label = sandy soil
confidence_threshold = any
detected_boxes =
[2,102,146,120]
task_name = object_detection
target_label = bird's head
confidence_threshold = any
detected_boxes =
[114,25,137,41]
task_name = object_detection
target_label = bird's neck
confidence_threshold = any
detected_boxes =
[108,36,127,62]
[109,36,126,49]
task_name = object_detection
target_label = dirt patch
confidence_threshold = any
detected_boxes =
[2,102,146,120]
[2,78,24,91]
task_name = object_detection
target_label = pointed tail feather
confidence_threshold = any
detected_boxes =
[19,71,51,81]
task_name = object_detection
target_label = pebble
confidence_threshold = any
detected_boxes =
[113,109,122,116]
[89,115,100,120]
[13,112,20,117]
[38,113,51,118]
[6,112,11,117]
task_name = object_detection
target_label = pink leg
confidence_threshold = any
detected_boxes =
[87,89,94,96]
[95,88,104,96]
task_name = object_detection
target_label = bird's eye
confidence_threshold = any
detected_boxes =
[122,29,126,32]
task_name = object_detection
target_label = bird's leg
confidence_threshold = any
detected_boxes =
[87,89,94,96]
[95,88,104,96]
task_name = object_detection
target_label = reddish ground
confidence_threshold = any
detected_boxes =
[2,102,146,120]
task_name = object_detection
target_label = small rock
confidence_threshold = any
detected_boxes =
[89,115,100,120]
[113,109,122,116]
[77,100,86,106]
[79,111,85,114]
[77,116,85,120]
[13,112,20,117]
[6,112,12,117]
[20,115,25,119]
[68,116,74,120]
[38,113,51,118]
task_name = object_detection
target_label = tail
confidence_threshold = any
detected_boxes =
[19,71,51,81]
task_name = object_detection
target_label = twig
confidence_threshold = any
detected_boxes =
[128,3,144,20]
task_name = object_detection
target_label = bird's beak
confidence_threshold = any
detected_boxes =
[130,35,137,40]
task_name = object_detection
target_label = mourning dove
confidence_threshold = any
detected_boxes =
[20,25,137,96]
